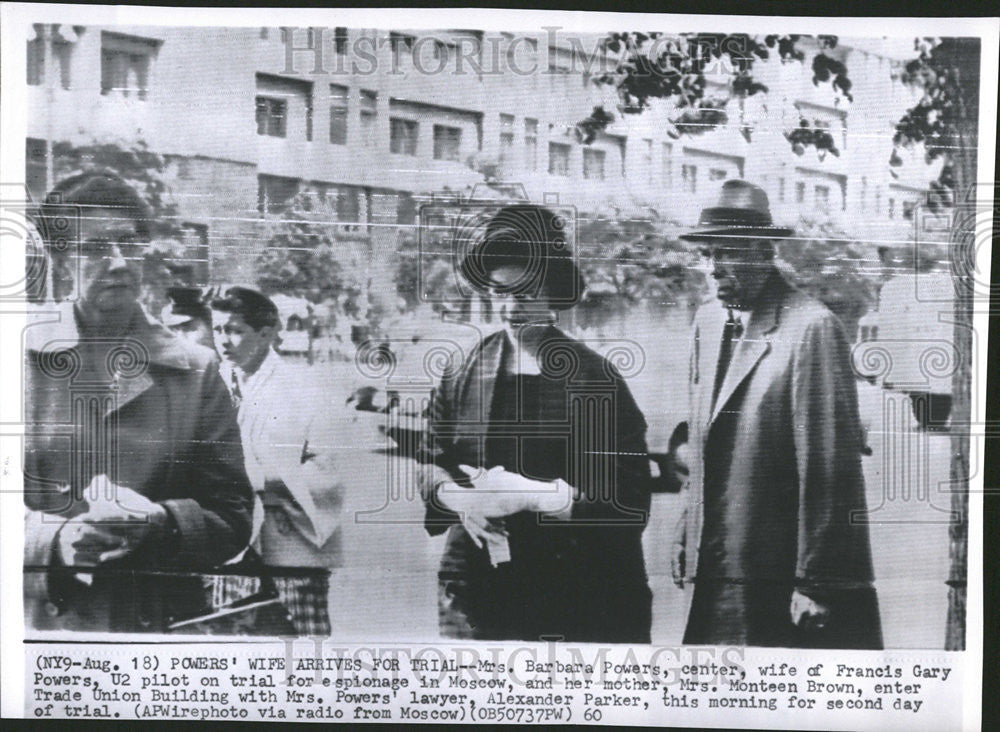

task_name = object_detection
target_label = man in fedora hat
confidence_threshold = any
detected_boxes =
[419,204,653,643]
[670,180,882,649]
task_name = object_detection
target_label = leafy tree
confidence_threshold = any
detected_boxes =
[254,189,398,340]
[775,218,880,335]
[51,139,182,239]
[581,34,850,150]
[891,37,980,651]
[584,33,980,649]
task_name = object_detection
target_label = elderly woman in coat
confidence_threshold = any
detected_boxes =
[419,205,653,643]
[23,171,253,633]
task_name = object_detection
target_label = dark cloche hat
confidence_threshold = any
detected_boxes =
[210,286,280,330]
[680,179,794,242]
[161,286,211,327]
[458,204,585,311]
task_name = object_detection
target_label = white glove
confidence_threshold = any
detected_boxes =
[456,465,574,517]
[790,589,831,631]
[56,475,169,568]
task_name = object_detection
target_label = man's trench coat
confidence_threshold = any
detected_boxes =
[419,326,653,644]
[675,274,883,649]
[23,304,254,633]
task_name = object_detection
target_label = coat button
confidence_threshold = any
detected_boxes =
[43,601,61,617]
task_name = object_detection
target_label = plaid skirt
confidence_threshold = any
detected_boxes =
[212,572,331,637]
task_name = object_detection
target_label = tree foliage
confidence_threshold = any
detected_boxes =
[51,139,182,238]
[892,37,980,209]
[775,218,880,334]
[584,33,850,155]
[254,191,381,328]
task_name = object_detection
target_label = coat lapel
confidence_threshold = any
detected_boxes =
[697,311,725,428]
[708,282,784,426]
[26,302,196,417]
[458,329,506,431]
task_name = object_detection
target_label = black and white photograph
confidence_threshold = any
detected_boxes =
[0,4,995,728]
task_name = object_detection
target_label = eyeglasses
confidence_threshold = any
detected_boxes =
[697,240,771,261]
[80,235,151,262]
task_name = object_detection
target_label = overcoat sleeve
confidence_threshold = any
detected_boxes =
[565,362,651,527]
[163,365,254,567]
[418,361,466,536]
[791,310,874,588]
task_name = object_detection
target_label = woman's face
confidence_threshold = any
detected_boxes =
[487,264,556,328]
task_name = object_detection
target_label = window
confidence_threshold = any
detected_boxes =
[334,27,348,55]
[888,197,896,219]
[256,74,310,139]
[433,40,453,64]
[256,97,287,137]
[390,32,415,68]
[583,148,605,180]
[100,32,158,100]
[860,176,867,212]
[360,89,377,147]
[304,88,313,141]
[507,35,537,71]
[795,181,806,204]
[709,168,728,182]
[27,25,45,86]
[26,138,47,202]
[336,186,361,223]
[390,117,418,155]
[778,177,786,202]
[524,118,538,171]
[642,139,653,183]
[258,174,299,215]
[903,199,916,220]
[815,184,830,210]
[548,142,570,176]
[499,114,514,166]
[662,143,673,186]
[329,84,348,145]
[433,125,462,161]
[681,164,697,194]
[53,38,73,90]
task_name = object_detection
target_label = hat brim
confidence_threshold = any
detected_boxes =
[680,224,795,242]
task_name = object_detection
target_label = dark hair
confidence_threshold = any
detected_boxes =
[39,169,152,244]
[459,204,585,310]
[210,286,280,331]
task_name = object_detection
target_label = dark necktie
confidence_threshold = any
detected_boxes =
[229,369,243,410]
[712,310,744,410]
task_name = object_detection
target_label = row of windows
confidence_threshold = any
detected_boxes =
[257,173,418,226]
[28,27,159,99]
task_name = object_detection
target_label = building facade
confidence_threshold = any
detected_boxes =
[25,25,941,284]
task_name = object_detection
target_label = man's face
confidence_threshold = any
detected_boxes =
[701,238,775,309]
[211,311,274,371]
[73,208,146,320]
[488,264,555,328]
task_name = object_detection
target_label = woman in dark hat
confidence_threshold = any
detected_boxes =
[419,204,653,643]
